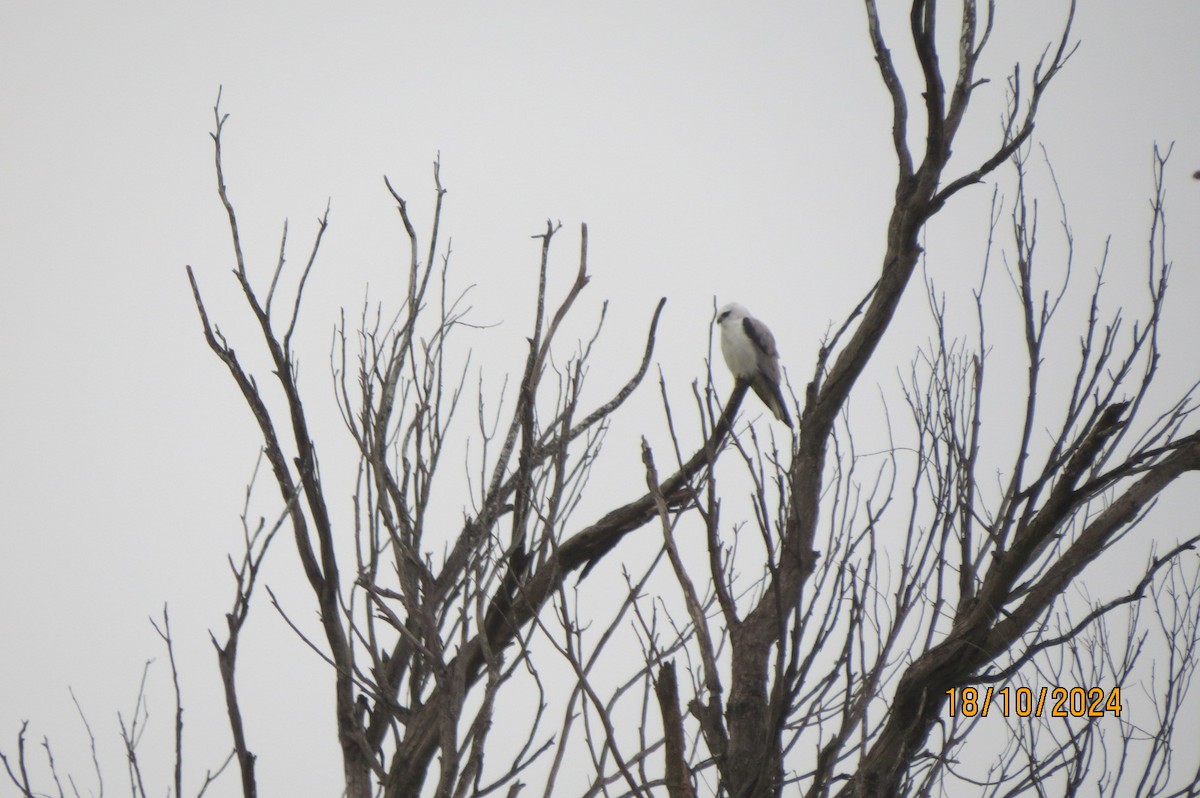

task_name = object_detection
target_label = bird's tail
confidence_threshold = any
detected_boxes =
[752,378,794,428]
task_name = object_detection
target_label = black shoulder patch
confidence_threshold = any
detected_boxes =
[742,316,775,356]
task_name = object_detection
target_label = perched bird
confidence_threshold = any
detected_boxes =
[717,303,793,427]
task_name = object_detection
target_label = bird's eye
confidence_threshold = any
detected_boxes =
[717,312,728,321]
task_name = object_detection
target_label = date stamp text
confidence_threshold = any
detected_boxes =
[945,686,1122,718]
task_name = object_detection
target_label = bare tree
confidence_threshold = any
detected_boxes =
[638,3,1200,796]
[179,86,751,796]
[7,2,1200,798]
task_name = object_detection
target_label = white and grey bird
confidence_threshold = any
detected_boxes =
[716,303,793,427]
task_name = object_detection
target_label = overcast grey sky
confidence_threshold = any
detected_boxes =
[3,1,1200,795]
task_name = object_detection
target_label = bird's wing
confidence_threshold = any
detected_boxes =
[742,316,782,382]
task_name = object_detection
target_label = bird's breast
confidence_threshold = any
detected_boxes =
[720,327,759,379]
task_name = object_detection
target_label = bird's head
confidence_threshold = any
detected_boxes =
[716,302,750,326]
